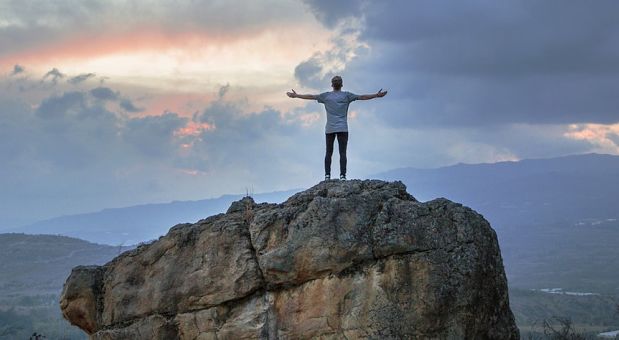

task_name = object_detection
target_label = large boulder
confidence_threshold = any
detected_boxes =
[61,179,519,339]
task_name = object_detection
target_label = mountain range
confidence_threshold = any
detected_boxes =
[375,152,619,228]
[10,190,299,246]
[12,153,618,246]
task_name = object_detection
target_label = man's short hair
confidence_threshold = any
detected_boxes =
[331,75,343,88]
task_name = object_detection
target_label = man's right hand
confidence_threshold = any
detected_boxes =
[287,90,318,100]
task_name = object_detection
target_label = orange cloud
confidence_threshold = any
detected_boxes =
[0,28,256,68]
[564,123,619,153]
[174,121,215,137]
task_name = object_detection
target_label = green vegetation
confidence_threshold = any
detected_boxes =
[502,220,619,295]
[0,294,86,339]
[0,233,131,339]
[510,288,619,339]
[0,233,130,296]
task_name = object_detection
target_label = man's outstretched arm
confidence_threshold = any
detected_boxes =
[286,89,317,100]
[358,89,388,100]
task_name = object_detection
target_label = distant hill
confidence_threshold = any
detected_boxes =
[374,153,619,228]
[0,233,130,297]
[15,153,618,246]
[0,234,124,339]
[510,288,619,338]
[13,189,299,246]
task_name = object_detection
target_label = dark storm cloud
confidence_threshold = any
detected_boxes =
[11,64,24,75]
[0,2,102,58]
[294,54,324,89]
[358,1,619,77]
[302,0,364,28]
[119,98,143,113]
[90,87,118,101]
[68,73,96,84]
[4,87,182,171]
[33,93,120,168]
[218,83,230,98]
[5,65,31,92]
[196,94,298,140]
[1,1,310,58]
[294,28,368,90]
[303,0,619,126]
[89,86,142,112]
[181,86,311,172]
[42,68,65,85]
[123,112,187,158]
[36,91,86,119]
[0,85,197,226]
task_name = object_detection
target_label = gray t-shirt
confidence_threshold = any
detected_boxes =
[317,90,360,133]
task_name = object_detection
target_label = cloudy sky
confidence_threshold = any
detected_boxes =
[1,0,618,227]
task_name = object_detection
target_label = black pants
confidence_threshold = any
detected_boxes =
[325,132,348,176]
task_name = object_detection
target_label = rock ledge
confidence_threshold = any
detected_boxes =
[61,179,519,339]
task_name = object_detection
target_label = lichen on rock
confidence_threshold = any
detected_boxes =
[60,179,519,339]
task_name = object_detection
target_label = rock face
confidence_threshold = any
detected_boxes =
[60,180,519,339]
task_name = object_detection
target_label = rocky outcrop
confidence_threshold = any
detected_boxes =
[60,180,519,339]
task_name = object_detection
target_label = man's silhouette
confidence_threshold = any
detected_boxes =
[287,75,387,180]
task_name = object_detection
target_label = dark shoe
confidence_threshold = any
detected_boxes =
[340,174,346,180]
[325,174,331,181]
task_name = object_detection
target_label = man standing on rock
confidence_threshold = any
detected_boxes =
[287,76,387,181]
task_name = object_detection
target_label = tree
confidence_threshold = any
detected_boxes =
[542,317,587,340]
